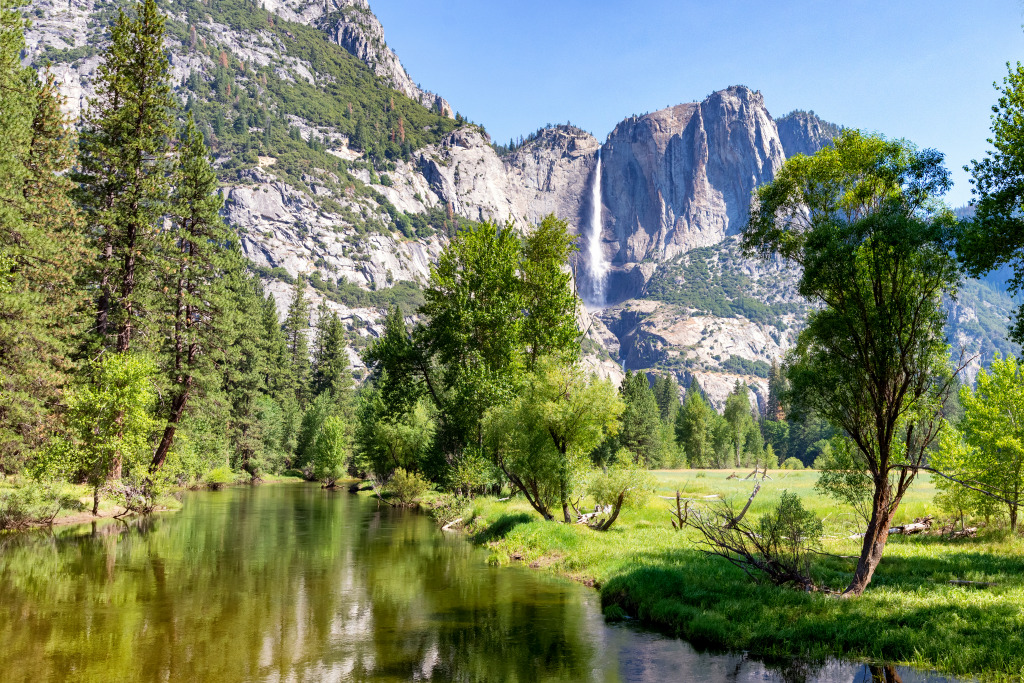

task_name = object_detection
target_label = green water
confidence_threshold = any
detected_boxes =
[0,484,956,682]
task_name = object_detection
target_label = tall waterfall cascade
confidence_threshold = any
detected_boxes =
[586,151,609,307]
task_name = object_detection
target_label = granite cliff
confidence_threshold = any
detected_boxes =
[22,0,1017,406]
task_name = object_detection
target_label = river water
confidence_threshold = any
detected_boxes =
[0,484,958,682]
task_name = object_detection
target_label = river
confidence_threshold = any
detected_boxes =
[0,484,959,682]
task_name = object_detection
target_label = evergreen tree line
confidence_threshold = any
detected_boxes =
[0,0,354,520]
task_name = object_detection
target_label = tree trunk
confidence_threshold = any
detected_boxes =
[562,503,572,524]
[1010,504,1018,534]
[92,485,100,516]
[150,382,191,473]
[843,481,896,597]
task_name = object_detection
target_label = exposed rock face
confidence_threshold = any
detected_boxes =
[775,110,841,159]
[600,87,785,268]
[317,0,453,117]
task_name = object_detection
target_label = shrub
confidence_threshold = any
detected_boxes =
[781,457,805,470]
[585,453,655,530]
[386,467,429,505]
[428,493,469,527]
[204,466,236,490]
[0,482,83,530]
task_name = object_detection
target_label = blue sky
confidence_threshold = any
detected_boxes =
[371,0,1024,207]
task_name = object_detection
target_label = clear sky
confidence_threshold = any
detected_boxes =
[371,0,1024,207]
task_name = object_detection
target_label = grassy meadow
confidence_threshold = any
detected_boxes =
[460,469,1024,680]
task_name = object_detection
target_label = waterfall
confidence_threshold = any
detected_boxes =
[586,151,609,307]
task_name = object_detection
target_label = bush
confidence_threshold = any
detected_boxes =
[0,482,83,530]
[311,415,350,487]
[428,492,469,527]
[204,466,236,490]
[585,454,655,530]
[386,467,429,505]
[781,457,805,470]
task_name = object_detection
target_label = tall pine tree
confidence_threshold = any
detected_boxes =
[75,0,174,353]
[0,7,84,472]
[282,280,312,407]
[150,115,237,473]
[311,300,354,405]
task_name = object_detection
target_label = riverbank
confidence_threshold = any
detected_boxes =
[0,473,307,530]
[460,470,1024,681]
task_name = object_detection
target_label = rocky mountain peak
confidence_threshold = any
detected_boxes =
[775,109,842,158]
[317,1,453,117]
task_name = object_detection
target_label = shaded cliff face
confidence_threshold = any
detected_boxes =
[600,87,786,268]
[775,110,841,159]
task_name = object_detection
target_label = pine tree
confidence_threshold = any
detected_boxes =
[223,271,272,479]
[150,115,236,473]
[282,280,312,407]
[311,300,354,404]
[766,359,786,421]
[617,370,664,468]
[75,0,175,354]
[652,374,680,423]
[0,9,84,472]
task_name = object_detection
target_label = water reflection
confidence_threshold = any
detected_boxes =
[0,485,960,682]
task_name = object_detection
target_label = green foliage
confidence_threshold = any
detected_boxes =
[960,59,1024,343]
[310,415,350,487]
[585,454,655,530]
[933,355,1024,531]
[484,356,622,522]
[203,466,236,490]
[386,467,429,505]
[781,457,805,470]
[0,480,83,530]
[744,128,960,594]
[64,353,159,512]
[294,390,337,470]
[651,374,680,423]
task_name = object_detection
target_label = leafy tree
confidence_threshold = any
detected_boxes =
[294,390,337,471]
[744,129,960,596]
[484,357,622,522]
[519,215,580,369]
[64,353,158,514]
[933,355,1024,532]
[150,114,237,474]
[75,0,175,353]
[367,216,582,471]
[959,59,1024,342]
[724,382,760,467]
[310,415,350,488]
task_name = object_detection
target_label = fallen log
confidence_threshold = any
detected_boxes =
[948,526,979,539]
[888,516,933,535]
[441,517,463,531]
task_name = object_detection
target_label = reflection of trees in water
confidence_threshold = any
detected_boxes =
[0,488,944,683]
[0,486,601,682]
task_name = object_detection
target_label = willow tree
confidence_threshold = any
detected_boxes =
[483,357,622,522]
[743,130,961,596]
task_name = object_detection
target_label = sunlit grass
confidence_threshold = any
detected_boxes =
[464,469,1024,680]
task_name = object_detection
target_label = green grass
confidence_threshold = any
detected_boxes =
[463,469,1024,680]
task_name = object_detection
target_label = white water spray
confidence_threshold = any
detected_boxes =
[586,151,609,306]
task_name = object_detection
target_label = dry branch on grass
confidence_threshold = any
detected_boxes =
[684,491,825,591]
